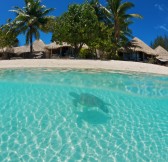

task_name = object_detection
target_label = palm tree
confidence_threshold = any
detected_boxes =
[10,0,54,56]
[106,0,142,47]
[89,0,142,58]
[89,0,111,24]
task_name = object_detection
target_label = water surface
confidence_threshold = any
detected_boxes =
[0,69,167,161]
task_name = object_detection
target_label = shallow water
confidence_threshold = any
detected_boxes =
[0,68,168,161]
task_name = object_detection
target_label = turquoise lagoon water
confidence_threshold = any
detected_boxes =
[0,68,167,162]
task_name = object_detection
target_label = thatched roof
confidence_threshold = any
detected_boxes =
[126,37,157,56]
[46,42,89,50]
[14,46,30,54]
[155,46,168,62]
[46,42,71,50]
[33,39,46,52]
[14,39,46,54]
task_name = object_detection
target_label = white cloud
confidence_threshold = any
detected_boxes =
[154,4,164,11]
[159,25,168,32]
[155,25,168,32]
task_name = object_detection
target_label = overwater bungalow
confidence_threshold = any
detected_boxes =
[120,37,157,62]
[155,46,168,66]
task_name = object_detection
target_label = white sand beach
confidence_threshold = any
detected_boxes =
[0,59,168,75]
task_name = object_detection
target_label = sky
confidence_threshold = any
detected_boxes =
[0,0,168,46]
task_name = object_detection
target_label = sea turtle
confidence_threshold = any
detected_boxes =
[70,92,110,113]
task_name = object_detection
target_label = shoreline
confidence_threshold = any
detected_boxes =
[0,59,168,75]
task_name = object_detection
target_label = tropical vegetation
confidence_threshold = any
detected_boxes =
[52,0,142,59]
[52,3,100,57]
[0,0,142,60]
[10,0,54,55]
[0,19,18,48]
[151,35,168,51]
[89,0,142,56]
[105,0,142,53]
[0,19,18,59]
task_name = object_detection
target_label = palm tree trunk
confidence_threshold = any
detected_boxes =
[29,27,33,58]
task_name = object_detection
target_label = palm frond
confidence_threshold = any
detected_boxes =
[41,8,55,16]
[118,2,134,14]
[9,0,54,47]
[129,14,143,19]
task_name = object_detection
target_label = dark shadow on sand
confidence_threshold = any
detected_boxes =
[76,109,110,127]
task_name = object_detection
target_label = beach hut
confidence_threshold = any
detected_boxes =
[13,45,30,58]
[121,37,157,62]
[155,46,168,66]
[46,42,74,58]
[13,39,46,58]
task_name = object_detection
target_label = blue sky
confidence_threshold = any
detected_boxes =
[0,0,168,46]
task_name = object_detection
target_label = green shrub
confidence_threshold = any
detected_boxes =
[147,57,157,64]
[79,48,95,59]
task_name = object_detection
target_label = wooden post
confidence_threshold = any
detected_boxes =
[51,49,53,58]
[60,47,62,57]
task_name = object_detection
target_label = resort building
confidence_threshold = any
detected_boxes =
[0,40,89,59]
[120,37,157,62]
[2,37,168,67]
[45,42,74,58]
[155,46,168,66]
[13,39,46,59]
[45,42,89,58]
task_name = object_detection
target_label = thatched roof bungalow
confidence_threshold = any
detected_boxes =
[121,37,157,62]
[155,46,168,65]
[46,42,71,50]
[13,39,46,58]
[14,46,30,55]
[45,42,89,58]
[45,42,74,58]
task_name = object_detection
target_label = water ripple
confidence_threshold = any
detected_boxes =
[0,69,167,161]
